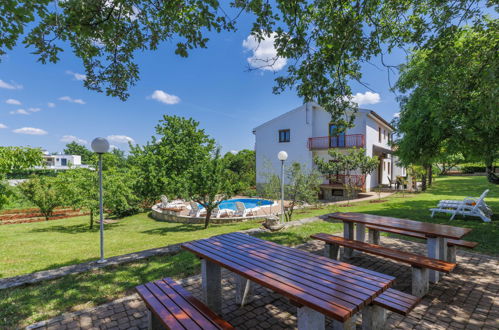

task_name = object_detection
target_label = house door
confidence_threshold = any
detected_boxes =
[329,124,345,147]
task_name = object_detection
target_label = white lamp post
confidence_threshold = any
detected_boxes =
[277,151,288,224]
[91,137,110,263]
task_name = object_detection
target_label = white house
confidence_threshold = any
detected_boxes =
[38,154,89,170]
[253,102,405,199]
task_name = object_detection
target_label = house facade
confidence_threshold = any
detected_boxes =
[253,102,405,199]
[38,154,90,170]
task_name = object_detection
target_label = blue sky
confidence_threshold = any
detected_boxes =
[0,14,405,154]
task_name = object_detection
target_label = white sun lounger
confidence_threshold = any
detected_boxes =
[430,189,492,222]
[235,201,253,217]
[189,202,206,217]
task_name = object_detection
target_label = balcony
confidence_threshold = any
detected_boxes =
[308,134,365,150]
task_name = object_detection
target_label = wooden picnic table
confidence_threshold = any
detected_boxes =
[182,232,395,329]
[328,212,472,283]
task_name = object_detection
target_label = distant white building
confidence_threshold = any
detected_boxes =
[37,154,91,170]
[253,102,405,199]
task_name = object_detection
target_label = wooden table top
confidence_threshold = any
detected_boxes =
[182,232,394,322]
[328,212,471,239]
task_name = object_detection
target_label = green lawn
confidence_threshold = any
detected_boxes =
[0,213,262,278]
[0,175,497,328]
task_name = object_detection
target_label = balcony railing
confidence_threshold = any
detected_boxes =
[308,134,365,150]
[328,174,366,187]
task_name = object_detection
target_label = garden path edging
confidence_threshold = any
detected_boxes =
[0,216,323,290]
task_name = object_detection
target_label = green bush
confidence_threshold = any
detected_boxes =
[461,166,486,174]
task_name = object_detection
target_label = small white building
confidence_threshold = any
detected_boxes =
[39,154,88,170]
[253,102,405,199]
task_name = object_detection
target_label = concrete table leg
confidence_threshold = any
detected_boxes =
[427,237,440,283]
[332,314,356,330]
[235,274,253,306]
[297,306,325,330]
[356,223,366,242]
[201,259,222,314]
[362,305,386,330]
[412,266,429,297]
[324,243,340,260]
[447,245,457,263]
[368,228,380,244]
[343,221,354,259]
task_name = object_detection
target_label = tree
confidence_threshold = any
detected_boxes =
[0,1,491,123]
[314,148,378,204]
[395,19,499,183]
[129,115,215,205]
[18,176,62,220]
[261,162,322,221]
[223,149,256,191]
[58,168,139,229]
[63,142,93,164]
[0,146,43,209]
[186,148,236,229]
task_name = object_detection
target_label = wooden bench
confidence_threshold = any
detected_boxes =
[365,224,478,262]
[136,277,234,330]
[373,288,420,316]
[310,233,456,297]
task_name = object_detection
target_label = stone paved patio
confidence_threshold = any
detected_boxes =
[28,236,499,330]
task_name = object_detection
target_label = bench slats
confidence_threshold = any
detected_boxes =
[365,225,478,248]
[311,233,456,273]
[136,278,233,330]
[373,288,420,316]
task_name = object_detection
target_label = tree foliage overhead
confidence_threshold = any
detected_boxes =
[394,18,498,181]
[1,0,494,124]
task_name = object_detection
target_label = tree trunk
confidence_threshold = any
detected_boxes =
[89,210,94,229]
[204,210,212,229]
[428,166,433,187]
[421,172,427,192]
[485,161,499,184]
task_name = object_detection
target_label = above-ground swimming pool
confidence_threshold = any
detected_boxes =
[200,198,274,211]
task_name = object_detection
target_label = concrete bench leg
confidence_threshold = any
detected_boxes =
[148,310,166,330]
[447,245,457,263]
[297,306,325,330]
[235,274,253,307]
[368,229,380,245]
[332,314,356,330]
[362,305,386,330]
[412,266,429,297]
[343,221,354,259]
[324,243,340,260]
[201,259,222,314]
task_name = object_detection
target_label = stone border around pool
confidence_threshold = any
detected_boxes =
[0,216,320,291]
[150,200,277,224]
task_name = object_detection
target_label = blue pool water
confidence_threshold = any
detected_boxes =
[201,198,273,211]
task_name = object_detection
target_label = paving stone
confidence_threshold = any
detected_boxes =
[26,236,498,329]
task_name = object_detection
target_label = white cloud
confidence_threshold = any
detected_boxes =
[13,127,47,135]
[393,112,400,118]
[47,102,56,108]
[107,135,135,144]
[59,96,86,104]
[5,98,21,105]
[242,33,287,71]
[65,70,87,81]
[349,92,381,106]
[0,123,7,129]
[149,90,181,105]
[60,135,88,144]
[10,109,29,115]
[229,150,238,154]
[109,144,118,150]
[0,79,22,90]
[28,107,41,112]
